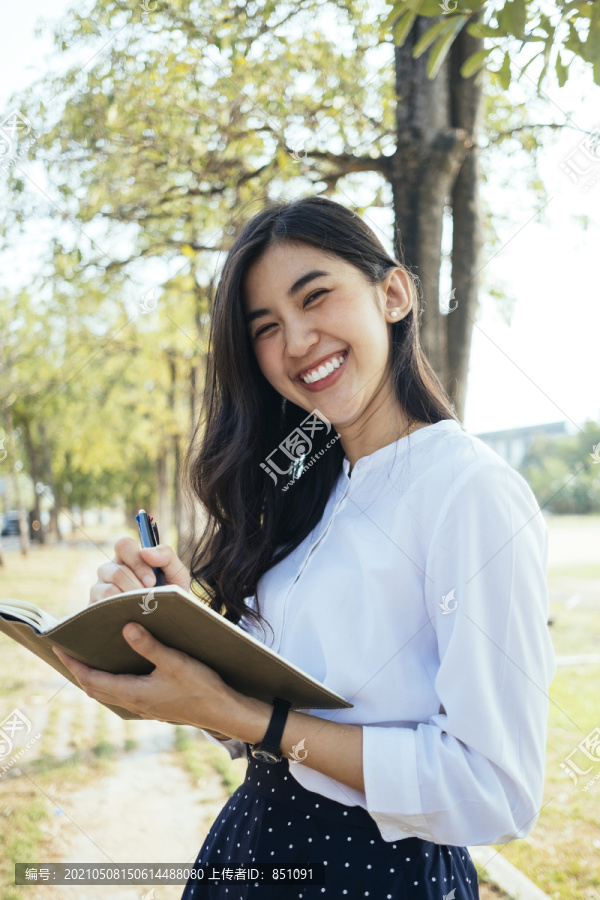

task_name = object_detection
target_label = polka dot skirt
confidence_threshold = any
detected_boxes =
[181,744,480,899]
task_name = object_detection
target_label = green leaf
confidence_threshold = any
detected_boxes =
[381,3,405,32]
[507,0,526,40]
[497,50,511,88]
[555,50,569,86]
[466,22,501,38]
[393,9,418,46]
[419,0,451,14]
[565,20,583,56]
[584,2,600,61]
[498,0,526,40]
[413,18,452,58]
[425,15,468,78]
[460,47,494,77]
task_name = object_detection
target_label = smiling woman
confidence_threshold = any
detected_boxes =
[177,196,555,899]
[186,195,455,637]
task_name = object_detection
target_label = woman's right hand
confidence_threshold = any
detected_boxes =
[89,537,192,605]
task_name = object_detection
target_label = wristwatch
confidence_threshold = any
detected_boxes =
[249,697,292,763]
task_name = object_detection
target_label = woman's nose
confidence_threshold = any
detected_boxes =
[283,318,318,358]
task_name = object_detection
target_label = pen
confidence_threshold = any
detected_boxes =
[135,509,166,587]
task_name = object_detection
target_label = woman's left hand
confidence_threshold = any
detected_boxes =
[52,622,242,732]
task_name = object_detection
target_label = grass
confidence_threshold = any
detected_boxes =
[487,667,600,896]
[172,725,246,795]
[0,791,47,900]
[549,564,600,579]
[0,545,117,899]
[547,600,600,657]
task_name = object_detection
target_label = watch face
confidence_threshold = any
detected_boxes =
[251,747,280,764]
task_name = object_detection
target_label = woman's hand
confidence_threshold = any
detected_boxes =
[52,623,244,733]
[89,537,191,605]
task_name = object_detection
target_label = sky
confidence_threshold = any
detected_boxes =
[0,0,598,436]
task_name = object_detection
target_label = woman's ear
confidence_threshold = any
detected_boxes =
[383,267,412,320]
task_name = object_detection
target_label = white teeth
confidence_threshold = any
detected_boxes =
[301,352,346,384]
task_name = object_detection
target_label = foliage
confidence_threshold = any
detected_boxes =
[519,419,600,513]
[0,0,596,521]
[383,0,600,88]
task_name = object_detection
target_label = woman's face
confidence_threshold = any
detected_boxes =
[243,241,412,429]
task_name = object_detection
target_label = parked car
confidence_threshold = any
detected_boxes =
[1,511,20,536]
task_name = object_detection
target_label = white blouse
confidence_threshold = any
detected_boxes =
[202,418,556,847]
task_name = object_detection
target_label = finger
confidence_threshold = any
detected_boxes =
[114,536,159,588]
[138,545,191,591]
[122,621,178,668]
[89,580,126,606]
[52,646,94,680]
[96,560,146,594]
[52,645,146,699]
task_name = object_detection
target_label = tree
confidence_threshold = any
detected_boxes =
[379,0,600,410]
[1,0,596,532]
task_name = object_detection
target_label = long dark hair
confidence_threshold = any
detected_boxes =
[185,195,458,640]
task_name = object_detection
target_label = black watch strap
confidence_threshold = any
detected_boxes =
[250,697,291,763]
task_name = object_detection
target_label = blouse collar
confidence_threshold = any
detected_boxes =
[341,418,463,480]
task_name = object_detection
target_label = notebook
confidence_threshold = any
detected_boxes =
[0,584,352,722]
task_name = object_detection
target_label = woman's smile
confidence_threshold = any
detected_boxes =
[295,348,349,391]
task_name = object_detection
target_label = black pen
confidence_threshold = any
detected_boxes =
[135,509,166,587]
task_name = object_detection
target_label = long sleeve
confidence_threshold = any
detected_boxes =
[362,458,557,846]
[201,729,248,761]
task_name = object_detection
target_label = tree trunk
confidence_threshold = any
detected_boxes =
[447,21,485,421]
[38,421,62,541]
[156,450,171,545]
[175,362,200,564]
[391,16,483,416]
[22,417,46,544]
[4,409,29,555]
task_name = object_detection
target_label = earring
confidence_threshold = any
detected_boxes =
[390,311,398,318]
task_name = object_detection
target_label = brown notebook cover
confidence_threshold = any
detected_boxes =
[0,585,352,722]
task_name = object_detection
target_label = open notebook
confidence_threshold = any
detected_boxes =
[0,585,352,722]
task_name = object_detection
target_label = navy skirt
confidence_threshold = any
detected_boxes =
[182,743,480,898]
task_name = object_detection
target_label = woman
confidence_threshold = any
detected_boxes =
[54,196,556,898]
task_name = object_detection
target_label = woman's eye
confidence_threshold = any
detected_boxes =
[304,289,327,306]
[255,323,275,338]
[253,290,328,338]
